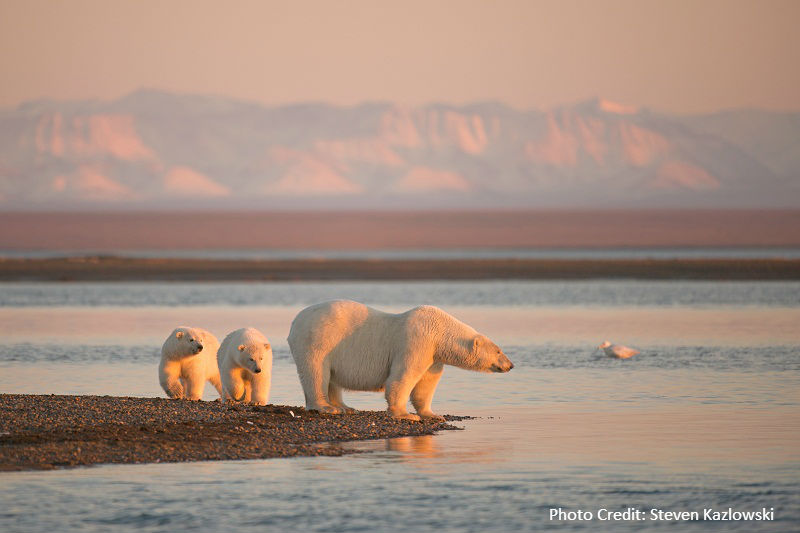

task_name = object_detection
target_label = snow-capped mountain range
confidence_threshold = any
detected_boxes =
[1,89,798,209]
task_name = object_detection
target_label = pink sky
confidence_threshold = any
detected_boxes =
[1,0,799,113]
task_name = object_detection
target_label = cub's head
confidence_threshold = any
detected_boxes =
[172,327,204,356]
[237,341,272,374]
[471,335,514,373]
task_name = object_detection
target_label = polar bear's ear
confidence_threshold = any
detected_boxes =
[175,331,184,339]
[238,344,246,351]
[472,337,482,351]
[264,343,271,350]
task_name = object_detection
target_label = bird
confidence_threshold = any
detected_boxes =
[598,340,639,359]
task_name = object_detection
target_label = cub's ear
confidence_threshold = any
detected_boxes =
[238,344,246,351]
[175,331,184,339]
[264,343,271,350]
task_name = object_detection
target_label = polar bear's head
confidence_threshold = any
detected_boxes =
[469,335,514,373]
[169,327,205,357]
[235,339,272,374]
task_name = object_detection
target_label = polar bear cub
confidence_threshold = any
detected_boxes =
[287,300,514,421]
[217,327,273,405]
[159,326,223,400]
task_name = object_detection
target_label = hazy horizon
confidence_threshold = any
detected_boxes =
[6,89,800,116]
[2,0,799,114]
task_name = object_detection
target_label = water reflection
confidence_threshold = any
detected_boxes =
[385,435,437,457]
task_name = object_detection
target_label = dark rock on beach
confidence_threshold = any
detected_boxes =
[0,394,465,471]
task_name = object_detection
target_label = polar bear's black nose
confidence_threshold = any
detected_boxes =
[196,345,203,352]
[253,368,262,373]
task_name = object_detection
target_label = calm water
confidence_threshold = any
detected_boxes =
[1,280,799,532]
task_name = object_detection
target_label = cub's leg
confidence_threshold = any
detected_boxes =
[222,367,246,402]
[184,375,206,401]
[250,373,270,406]
[159,360,184,399]
[208,373,223,398]
[327,381,356,413]
[411,363,445,421]
[242,374,253,403]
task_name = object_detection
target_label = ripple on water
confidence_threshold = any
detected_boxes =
[2,280,800,308]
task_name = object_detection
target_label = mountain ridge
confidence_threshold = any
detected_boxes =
[1,90,798,209]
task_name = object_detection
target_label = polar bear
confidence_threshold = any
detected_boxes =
[159,326,222,400]
[217,327,273,405]
[287,300,514,421]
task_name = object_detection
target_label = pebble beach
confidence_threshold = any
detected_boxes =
[0,394,463,471]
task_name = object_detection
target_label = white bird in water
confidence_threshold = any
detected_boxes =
[598,341,639,359]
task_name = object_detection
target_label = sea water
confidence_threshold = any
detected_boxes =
[0,280,798,532]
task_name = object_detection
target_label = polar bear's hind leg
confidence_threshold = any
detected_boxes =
[208,373,223,397]
[328,381,356,413]
[298,359,342,414]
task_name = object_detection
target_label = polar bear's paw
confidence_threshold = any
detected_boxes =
[391,412,421,422]
[166,386,185,399]
[334,403,357,413]
[309,404,343,415]
[417,411,445,421]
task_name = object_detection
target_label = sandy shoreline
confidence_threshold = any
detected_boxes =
[2,257,799,281]
[0,394,463,471]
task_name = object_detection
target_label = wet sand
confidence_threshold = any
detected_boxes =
[0,394,463,471]
[2,257,799,280]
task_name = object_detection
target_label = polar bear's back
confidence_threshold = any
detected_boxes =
[288,300,409,390]
[288,300,396,353]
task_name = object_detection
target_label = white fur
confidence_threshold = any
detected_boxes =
[287,300,514,421]
[217,327,273,405]
[159,326,222,400]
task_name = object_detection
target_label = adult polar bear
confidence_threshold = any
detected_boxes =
[288,300,514,420]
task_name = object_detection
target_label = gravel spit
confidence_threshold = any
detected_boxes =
[0,394,467,471]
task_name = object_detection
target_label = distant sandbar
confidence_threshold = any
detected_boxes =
[0,257,799,281]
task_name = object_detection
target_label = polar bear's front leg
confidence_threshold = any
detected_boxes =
[411,363,445,421]
[385,367,425,421]
[239,374,254,403]
[242,380,253,403]
[222,366,246,403]
[184,375,206,401]
[159,361,185,399]
[250,373,270,406]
